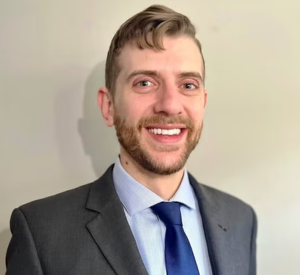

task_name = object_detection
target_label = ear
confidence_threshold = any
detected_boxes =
[97,87,114,127]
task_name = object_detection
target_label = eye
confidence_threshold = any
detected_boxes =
[182,83,197,89]
[136,80,152,87]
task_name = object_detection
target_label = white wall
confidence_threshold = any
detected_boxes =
[1,0,299,274]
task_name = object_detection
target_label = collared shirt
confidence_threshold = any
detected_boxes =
[113,157,212,275]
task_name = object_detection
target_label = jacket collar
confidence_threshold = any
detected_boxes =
[189,173,233,275]
[85,164,233,275]
[85,164,148,275]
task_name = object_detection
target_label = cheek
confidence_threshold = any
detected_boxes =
[114,93,132,116]
[127,94,153,115]
[185,99,205,122]
[191,113,204,126]
[115,97,147,124]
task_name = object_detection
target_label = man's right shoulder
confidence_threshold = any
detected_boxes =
[16,182,94,222]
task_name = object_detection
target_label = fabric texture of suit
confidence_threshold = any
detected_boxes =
[6,165,257,275]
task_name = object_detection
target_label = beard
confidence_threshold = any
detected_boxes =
[114,113,203,175]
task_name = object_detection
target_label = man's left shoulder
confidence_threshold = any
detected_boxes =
[189,174,256,221]
[203,183,254,211]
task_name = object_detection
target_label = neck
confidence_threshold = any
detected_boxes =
[119,150,185,200]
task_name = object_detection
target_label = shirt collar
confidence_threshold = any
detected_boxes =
[113,157,196,216]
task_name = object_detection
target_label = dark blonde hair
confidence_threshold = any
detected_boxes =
[105,5,205,96]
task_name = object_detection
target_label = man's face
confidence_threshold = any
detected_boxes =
[111,36,207,175]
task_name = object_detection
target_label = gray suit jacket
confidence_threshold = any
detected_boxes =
[6,165,257,275]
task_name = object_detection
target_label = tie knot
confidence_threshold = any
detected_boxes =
[151,202,182,226]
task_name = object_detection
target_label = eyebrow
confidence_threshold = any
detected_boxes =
[126,70,161,82]
[126,70,204,83]
[178,72,204,83]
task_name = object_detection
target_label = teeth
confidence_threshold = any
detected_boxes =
[148,128,182,135]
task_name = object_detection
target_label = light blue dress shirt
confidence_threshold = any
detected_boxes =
[113,157,212,275]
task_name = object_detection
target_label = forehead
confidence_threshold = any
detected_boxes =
[117,36,204,80]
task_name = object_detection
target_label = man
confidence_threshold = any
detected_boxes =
[6,5,257,275]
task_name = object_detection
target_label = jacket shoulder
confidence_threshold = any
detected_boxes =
[189,173,256,219]
[202,183,254,211]
[18,182,94,222]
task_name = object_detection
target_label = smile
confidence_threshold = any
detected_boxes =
[148,128,182,135]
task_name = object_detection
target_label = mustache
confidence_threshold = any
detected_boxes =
[137,115,194,130]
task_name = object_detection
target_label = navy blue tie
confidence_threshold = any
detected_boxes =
[151,202,200,275]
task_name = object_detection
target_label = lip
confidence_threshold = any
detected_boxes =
[145,124,187,130]
[145,127,187,144]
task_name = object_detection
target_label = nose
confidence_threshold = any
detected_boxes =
[153,82,183,116]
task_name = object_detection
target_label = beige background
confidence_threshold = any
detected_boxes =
[1,0,300,274]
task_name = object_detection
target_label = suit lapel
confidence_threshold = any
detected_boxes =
[86,165,148,275]
[189,174,233,275]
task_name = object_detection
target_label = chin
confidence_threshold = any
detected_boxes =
[142,150,188,175]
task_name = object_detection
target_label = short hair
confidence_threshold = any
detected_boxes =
[105,4,205,96]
